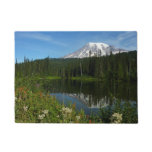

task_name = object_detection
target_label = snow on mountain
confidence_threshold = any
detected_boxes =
[63,42,128,58]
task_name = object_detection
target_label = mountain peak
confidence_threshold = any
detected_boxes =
[86,42,109,48]
[87,42,108,45]
[64,42,128,58]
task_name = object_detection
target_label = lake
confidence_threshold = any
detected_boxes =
[42,79,137,115]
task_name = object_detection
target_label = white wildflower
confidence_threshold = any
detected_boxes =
[62,107,66,112]
[111,113,122,123]
[63,114,67,119]
[62,107,73,120]
[43,110,49,114]
[23,105,28,112]
[62,107,72,114]
[38,114,45,120]
[76,116,81,121]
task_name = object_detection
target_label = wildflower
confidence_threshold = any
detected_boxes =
[76,116,81,121]
[89,120,92,123]
[19,87,23,91]
[56,115,59,118]
[63,114,67,119]
[62,107,73,120]
[38,114,45,120]
[62,107,72,114]
[39,92,43,98]
[23,105,28,112]
[111,113,122,123]
[43,110,49,114]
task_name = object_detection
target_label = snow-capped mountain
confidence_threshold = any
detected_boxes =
[63,42,128,58]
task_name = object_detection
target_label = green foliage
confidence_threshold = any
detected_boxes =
[99,99,138,123]
[121,101,138,123]
[99,106,113,123]
[15,51,137,82]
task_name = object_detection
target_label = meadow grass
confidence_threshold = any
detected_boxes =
[71,76,98,81]
[45,76,61,80]
[38,76,99,81]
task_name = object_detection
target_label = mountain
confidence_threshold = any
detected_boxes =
[63,42,128,58]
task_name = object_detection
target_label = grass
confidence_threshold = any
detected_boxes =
[40,75,100,81]
[35,75,109,82]
[37,76,99,81]
[45,76,61,80]
[71,76,99,81]
[38,76,61,80]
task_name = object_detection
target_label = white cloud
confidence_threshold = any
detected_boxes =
[104,31,137,50]
[17,32,67,46]
[117,31,136,41]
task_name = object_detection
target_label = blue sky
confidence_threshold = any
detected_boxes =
[15,31,137,62]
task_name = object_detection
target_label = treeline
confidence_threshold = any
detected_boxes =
[15,51,137,81]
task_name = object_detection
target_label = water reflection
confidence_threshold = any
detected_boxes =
[42,79,137,114]
[67,93,109,108]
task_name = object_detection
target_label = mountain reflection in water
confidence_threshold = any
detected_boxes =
[67,93,109,108]
[42,79,137,115]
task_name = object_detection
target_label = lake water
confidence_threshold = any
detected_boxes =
[42,79,137,115]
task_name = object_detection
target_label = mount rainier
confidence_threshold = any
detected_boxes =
[63,42,128,58]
